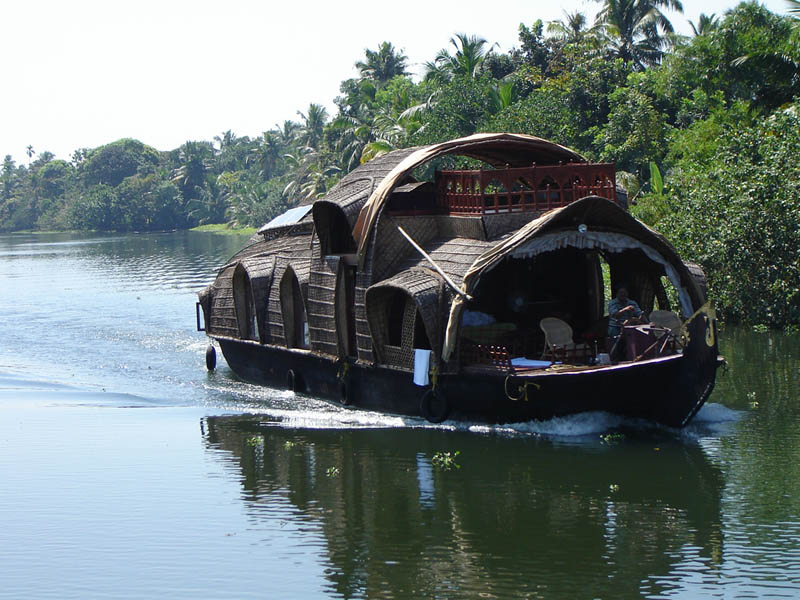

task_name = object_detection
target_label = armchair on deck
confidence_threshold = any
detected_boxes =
[649,310,682,332]
[648,310,684,354]
[539,317,591,363]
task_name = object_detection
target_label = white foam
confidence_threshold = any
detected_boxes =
[202,374,739,438]
[496,411,625,437]
[691,402,741,423]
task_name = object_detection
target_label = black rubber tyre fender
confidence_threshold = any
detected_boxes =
[205,345,216,371]
[287,369,297,392]
[338,380,351,405]
[420,388,449,423]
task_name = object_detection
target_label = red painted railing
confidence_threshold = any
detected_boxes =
[435,163,617,215]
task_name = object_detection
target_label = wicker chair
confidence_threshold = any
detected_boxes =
[539,317,591,362]
[648,310,683,354]
[649,310,682,332]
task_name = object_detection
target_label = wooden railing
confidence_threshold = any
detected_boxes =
[460,341,513,370]
[435,163,617,215]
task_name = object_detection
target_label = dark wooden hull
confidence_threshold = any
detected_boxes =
[213,310,719,428]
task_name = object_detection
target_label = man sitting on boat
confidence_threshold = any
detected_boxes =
[607,286,649,360]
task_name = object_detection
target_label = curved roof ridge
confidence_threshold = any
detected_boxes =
[352,133,587,263]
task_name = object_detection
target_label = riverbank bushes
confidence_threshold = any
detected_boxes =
[664,103,800,328]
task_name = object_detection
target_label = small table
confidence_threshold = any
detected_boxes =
[623,325,664,361]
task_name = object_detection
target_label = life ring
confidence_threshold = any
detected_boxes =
[338,380,351,405]
[420,388,449,423]
[287,369,298,392]
[205,345,216,370]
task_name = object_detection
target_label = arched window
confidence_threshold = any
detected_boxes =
[280,267,309,349]
[366,287,434,369]
[232,264,258,340]
[313,202,356,256]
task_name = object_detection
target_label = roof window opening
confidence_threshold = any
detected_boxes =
[314,203,356,256]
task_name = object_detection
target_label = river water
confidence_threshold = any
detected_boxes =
[1,231,798,599]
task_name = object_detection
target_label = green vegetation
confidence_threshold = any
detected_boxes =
[1,1,798,328]
[601,432,626,444]
[432,450,461,470]
[190,223,257,235]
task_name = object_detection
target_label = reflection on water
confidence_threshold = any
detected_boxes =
[203,416,725,598]
[1,231,799,598]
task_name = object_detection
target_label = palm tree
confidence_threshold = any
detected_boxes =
[547,11,589,44]
[329,112,375,172]
[213,130,237,152]
[594,0,683,70]
[425,33,494,81]
[488,81,517,113]
[275,120,300,145]
[297,103,329,150]
[689,13,718,36]
[282,146,319,204]
[730,2,800,104]
[248,133,281,180]
[186,176,225,225]
[356,42,409,86]
[171,141,213,202]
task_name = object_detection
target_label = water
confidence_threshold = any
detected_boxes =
[1,231,798,599]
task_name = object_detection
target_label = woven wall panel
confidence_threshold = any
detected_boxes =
[354,270,374,361]
[208,265,239,337]
[308,247,341,356]
[483,211,543,240]
[265,261,288,346]
[435,215,485,240]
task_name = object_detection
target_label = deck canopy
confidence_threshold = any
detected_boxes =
[441,196,703,361]
[353,133,586,263]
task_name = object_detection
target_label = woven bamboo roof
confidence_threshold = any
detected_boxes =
[313,147,421,226]
[396,236,498,284]
[225,230,312,281]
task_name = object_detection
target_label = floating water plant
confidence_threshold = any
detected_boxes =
[432,451,461,471]
[601,432,625,444]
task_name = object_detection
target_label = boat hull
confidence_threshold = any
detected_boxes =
[214,314,718,428]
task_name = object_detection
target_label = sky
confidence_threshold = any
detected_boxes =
[2,0,791,165]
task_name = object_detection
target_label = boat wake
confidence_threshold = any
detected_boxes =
[201,374,742,439]
[691,402,740,423]
[200,386,744,440]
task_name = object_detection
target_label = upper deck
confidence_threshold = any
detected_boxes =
[437,162,618,215]
[387,162,619,217]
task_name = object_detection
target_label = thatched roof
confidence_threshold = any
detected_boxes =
[314,147,421,227]
[226,229,312,282]
[395,237,497,284]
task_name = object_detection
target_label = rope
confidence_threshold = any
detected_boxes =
[337,359,350,381]
[430,364,439,391]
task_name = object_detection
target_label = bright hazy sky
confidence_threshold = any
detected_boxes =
[2,0,791,165]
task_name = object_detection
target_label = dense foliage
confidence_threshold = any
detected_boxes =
[1,1,798,328]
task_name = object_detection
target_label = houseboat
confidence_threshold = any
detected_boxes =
[196,133,722,428]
